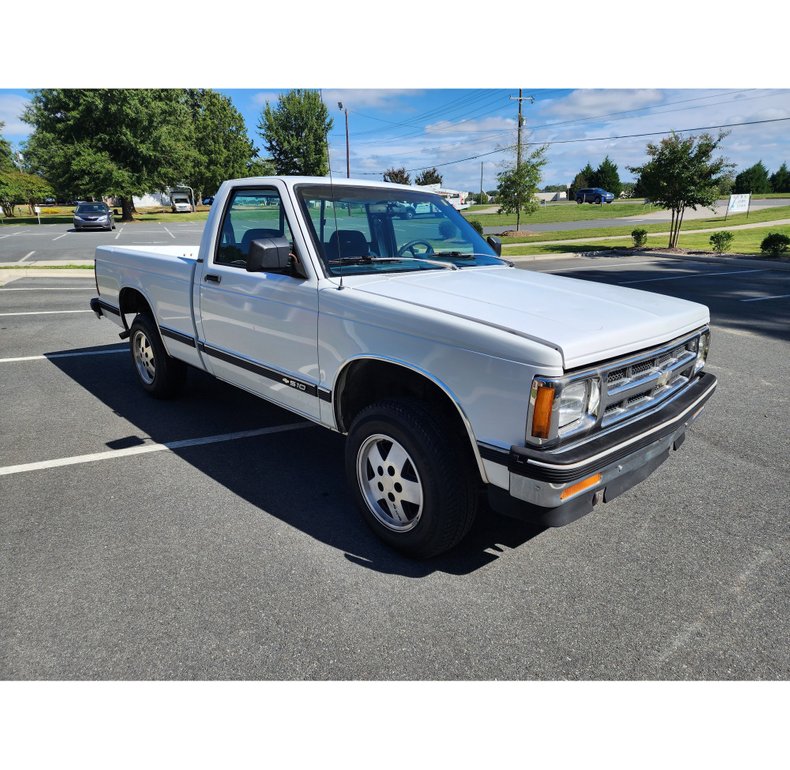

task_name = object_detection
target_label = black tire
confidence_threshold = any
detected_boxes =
[128,313,186,398]
[595,196,602,204]
[345,398,479,558]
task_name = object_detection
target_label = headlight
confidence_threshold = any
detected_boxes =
[528,375,601,444]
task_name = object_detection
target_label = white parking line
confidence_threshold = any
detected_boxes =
[619,268,767,285]
[0,422,313,477]
[740,293,790,303]
[52,233,68,241]
[16,251,35,263]
[0,348,126,363]
[115,227,124,240]
[0,309,92,317]
[0,232,21,239]
[0,287,93,291]
[163,226,175,239]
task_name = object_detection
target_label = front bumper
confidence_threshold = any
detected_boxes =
[486,372,717,526]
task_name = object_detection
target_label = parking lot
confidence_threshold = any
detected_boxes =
[1,243,788,680]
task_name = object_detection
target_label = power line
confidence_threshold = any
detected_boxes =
[348,115,790,176]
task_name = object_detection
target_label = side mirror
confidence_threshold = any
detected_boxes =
[246,237,306,278]
[487,235,502,256]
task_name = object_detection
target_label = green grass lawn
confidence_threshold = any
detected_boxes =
[465,200,661,226]
[506,224,790,257]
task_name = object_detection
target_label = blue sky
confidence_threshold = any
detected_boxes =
[2,4,787,194]
[3,87,789,193]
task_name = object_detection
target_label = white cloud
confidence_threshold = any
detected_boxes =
[322,89,423,110]
[0,93,32,138]
[542,89,664,120]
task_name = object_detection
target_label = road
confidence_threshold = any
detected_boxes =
[0,220,205,264]
[1,250,787,681]
[1,197,788,263]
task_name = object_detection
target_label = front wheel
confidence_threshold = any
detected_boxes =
[345,399,478,558]
[129,313,186,398]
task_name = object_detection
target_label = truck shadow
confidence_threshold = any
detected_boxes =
[48,345,546,577]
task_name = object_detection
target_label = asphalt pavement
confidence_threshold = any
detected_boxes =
[0,251,788,681]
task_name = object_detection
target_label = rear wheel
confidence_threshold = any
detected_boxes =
[346,399,478,558]
[129,313,186,398]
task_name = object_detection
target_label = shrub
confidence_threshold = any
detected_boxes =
[709,231,734,254]
[469,220,484,236]
[631,228,648,248]
[760,232,790,257]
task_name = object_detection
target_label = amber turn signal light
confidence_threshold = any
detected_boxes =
[531,382,555,439]
[560,473,602,501]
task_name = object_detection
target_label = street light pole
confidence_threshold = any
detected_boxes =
[338,102,350,178]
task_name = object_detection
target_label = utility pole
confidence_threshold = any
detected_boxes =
[509,89,535,170]
[480,162,484,204]
[508,90,535,230]
[338,102,350,178]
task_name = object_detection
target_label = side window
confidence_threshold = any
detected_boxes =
[216,188,294,268]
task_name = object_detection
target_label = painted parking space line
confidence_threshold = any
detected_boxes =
[163,226,175,239]
[17,251,35,263]
[739,293,790,303]
[0,287,93,291]
[115,226,124,240]
[619,268,768,285]
[0,348,127,363]
[52,233,68,241]
[0,422,313,477]
[0,309,93,317]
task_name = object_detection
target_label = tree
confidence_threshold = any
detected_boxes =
[570,162,595,196]
[496,145,548,229]
[257,89,332,176]
[383,167,411,185]
[184,89,255,202]
[593,155,622,196]
[0,169,53,217]
[628,131,733,249]
[770,162,790,193]
[22,89,196,221]
[415,167,442,186]
[734,161,771,194]
[0,122,14,171]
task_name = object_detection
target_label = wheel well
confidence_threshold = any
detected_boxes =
[118,288,153,326]
[335,359,481,476]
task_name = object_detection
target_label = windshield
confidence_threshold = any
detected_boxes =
[76,203,107,213]
[295,184,505,276]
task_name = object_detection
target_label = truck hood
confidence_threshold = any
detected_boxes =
[351,266,709,369]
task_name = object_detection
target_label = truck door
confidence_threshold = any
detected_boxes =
[196,184,320,420]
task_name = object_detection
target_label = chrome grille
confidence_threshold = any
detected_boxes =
[599,331,702,429]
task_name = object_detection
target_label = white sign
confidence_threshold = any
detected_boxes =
[727,193,751,214]
[34,205,40,215]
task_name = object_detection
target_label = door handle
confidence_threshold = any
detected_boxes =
[205,274,221,283]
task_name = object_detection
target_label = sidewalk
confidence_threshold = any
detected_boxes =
[0,260,94,286]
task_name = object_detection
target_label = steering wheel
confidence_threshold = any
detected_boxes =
[397,239,434,258]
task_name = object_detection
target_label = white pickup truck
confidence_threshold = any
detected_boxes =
[90,176,717,558]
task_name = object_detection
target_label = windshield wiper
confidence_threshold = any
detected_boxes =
[328,255,457,270]
[327,256,403,265]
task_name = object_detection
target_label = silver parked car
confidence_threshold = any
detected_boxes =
[73,202,115,231]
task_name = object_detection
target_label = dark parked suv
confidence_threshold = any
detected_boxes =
[575,187,615,204]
